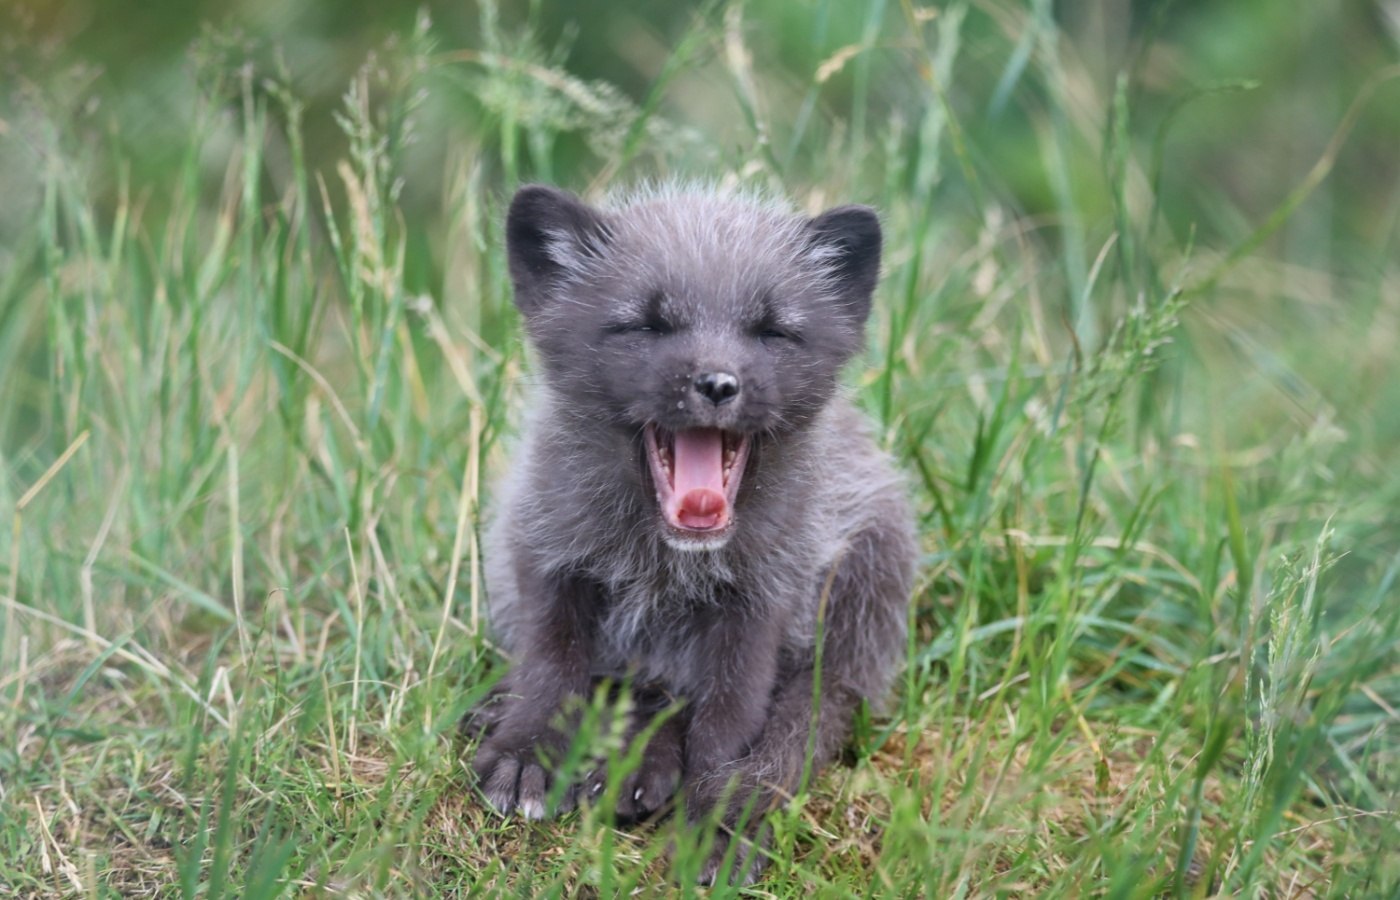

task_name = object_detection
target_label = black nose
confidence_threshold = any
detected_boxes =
[694,371,740,405]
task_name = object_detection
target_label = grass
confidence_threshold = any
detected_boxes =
[2,1,1398,896]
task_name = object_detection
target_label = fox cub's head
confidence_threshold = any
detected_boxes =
[505,184,881,550]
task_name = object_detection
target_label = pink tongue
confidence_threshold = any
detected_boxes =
[672,428,727,528]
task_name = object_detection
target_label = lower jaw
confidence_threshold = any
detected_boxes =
[659,525,735,552]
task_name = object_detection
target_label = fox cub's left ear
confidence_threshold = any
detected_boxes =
[505,185,611,318]
[808,205,882,323]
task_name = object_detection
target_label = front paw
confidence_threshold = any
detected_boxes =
[472,731,567,820]
[698,830,770,888]
[619,747,683,820]
[684,765,780,886]
[580,730,683,821]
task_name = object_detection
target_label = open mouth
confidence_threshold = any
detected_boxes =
[643,424,751,537]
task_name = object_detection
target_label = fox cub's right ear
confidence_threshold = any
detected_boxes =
[505,185,611,317]
[807,205,882,325]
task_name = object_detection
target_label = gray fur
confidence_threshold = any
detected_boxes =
[473,183,917,885]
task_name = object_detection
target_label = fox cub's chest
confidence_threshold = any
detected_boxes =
[590,568,739,691]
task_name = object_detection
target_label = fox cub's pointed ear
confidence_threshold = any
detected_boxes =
[808,205,882,323]
[506,185,610,317]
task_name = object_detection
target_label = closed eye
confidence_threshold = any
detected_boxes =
[603,289,675,336]
[755,322,801,345]
[603,318,673,336]
[753,291,800,344]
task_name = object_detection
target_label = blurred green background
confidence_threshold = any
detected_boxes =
[5,0,1400,449]
[2,1,1397,455]
[5,0,1399,265]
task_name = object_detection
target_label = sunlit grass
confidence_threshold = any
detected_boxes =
[1,2,1397,897]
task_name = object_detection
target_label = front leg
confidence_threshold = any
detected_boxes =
[696,521,915,886]
[682,611,783,817]
[472,566,599,819]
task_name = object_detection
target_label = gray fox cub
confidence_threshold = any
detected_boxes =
[473,183,917,884]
